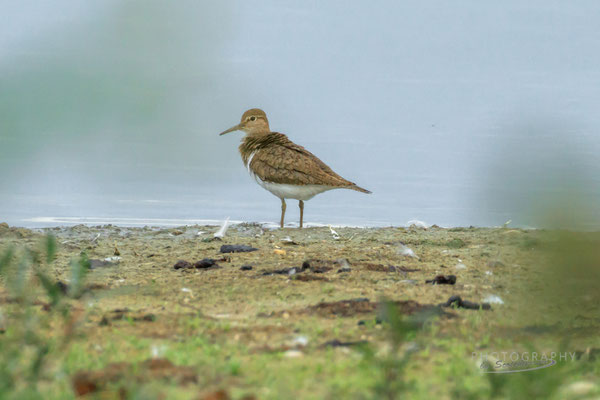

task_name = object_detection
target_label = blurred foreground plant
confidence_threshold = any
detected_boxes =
[359,301,434,399]
[0,235,89,399]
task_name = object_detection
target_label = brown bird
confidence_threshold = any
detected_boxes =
[219,108,371,228]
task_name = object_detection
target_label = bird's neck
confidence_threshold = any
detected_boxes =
[238,131,288,165]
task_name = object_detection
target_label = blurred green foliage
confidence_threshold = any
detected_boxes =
[0,235,88,399]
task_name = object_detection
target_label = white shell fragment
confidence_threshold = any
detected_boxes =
[406,220,430,229]
[214,217,230,238]
[483,295,504,304]
[329,225,340,240]
[398,243,418,259]
[292,336,309,346]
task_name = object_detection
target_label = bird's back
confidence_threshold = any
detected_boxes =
[239,132,370,193]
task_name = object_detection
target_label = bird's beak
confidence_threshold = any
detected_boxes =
[219,124,242,136]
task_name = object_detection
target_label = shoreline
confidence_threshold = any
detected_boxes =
[5,216,518,231]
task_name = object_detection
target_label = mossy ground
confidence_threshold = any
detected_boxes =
[1,223,599,399]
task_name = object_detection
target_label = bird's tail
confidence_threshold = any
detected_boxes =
[348,184,372,194]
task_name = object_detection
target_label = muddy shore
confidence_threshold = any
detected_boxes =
[1,222,598,399]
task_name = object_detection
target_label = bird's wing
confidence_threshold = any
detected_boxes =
[249,136,356,187]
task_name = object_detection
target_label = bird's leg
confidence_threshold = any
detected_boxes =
[280,198,286,228]
[299,200,304,228]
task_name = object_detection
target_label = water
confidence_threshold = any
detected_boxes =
[2,1,600,229]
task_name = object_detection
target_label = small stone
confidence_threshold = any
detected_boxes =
[240,265,253,271]
[173,260,192,270]
[455,263,467,270]
[220,244,258,253]
[273,249,286,256]
[337,267,352,273]
[193,258,219,269]
[322,339,368,347]
[439,295,491,310]
[262,267,301,276]
[425,275,457,285]
[281,236,298,245]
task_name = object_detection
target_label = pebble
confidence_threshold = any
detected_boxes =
[439,295,491,310]
[173,260,192,270]
[281,236,298,245]
[240,265,253,271]
[425,275,457,285]
[193,258,219,269]
[455,263,467,270]
[220,244,258,253]
[322,339,368,347]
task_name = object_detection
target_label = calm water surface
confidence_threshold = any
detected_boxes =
[2,2,600,229]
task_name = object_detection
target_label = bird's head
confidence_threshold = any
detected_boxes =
[219,108,270,136]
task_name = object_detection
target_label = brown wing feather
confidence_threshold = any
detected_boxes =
[246,133,356,187]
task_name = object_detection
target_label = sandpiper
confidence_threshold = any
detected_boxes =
[219,108,371,228]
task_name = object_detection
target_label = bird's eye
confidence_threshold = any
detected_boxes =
[250,116,256,121]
